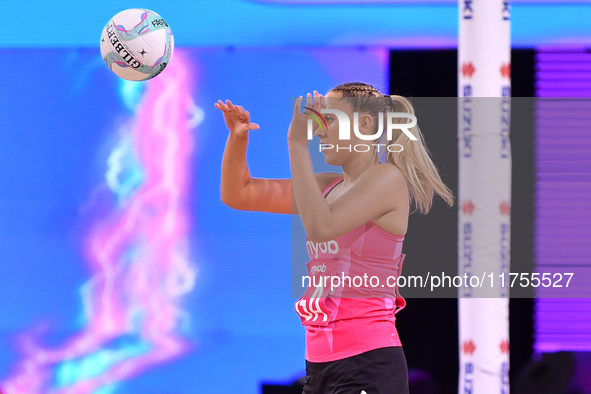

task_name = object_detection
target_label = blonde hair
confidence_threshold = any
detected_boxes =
[330,82,455,214]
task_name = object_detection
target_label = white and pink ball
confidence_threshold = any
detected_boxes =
[100,9,174,81]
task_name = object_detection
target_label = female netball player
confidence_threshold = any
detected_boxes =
[215,82,454,394]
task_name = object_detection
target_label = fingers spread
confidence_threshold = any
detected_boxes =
[215,100,229,111]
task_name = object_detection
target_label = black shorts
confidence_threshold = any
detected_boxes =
[302,347,410,394]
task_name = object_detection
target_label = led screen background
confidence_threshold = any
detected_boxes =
[3,0,591,392]
[3,1,591,47]
[0,47,387,393]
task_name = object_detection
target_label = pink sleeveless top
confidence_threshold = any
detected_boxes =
[294,176,407,363]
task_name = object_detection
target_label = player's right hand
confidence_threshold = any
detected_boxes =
[215,99,260,138]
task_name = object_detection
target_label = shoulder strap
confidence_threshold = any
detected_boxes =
[322,176,345,198]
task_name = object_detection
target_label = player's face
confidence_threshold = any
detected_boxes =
[316,91,374,166]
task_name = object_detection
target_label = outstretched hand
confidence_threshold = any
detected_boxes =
[289,91,326,147]
[215,99,260,138]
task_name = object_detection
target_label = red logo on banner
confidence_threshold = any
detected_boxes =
[500,339,510,354]
[499,201,511,216]
[461,62,476,78]
[463,340,476,355]
[500,63,511,78]
[462,201,475,215]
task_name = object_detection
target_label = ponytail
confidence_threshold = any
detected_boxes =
[381,95,454,214]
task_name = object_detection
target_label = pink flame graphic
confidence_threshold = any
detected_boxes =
[1,52,197,393]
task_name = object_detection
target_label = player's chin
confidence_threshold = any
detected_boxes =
[322,150,339,166]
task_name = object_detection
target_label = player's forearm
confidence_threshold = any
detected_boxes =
[221,132,253,209]
[290,143,331,241]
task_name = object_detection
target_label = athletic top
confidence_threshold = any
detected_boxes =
[294,176,407,363]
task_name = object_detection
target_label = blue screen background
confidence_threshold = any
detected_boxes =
[0,47,386,393]
[2,0,590,392]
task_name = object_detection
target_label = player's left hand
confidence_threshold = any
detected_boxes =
[288,91,326,147]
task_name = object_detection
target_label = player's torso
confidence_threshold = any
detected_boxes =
[324,175,409,238]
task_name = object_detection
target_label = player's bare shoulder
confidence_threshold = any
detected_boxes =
[314,172,343,191]
[359,163,408,195]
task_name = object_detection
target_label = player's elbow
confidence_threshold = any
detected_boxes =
[305,225,334,244]
[221,189,243,210]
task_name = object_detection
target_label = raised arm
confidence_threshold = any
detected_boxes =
[289,94,408,242]
[216,99,340,214]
